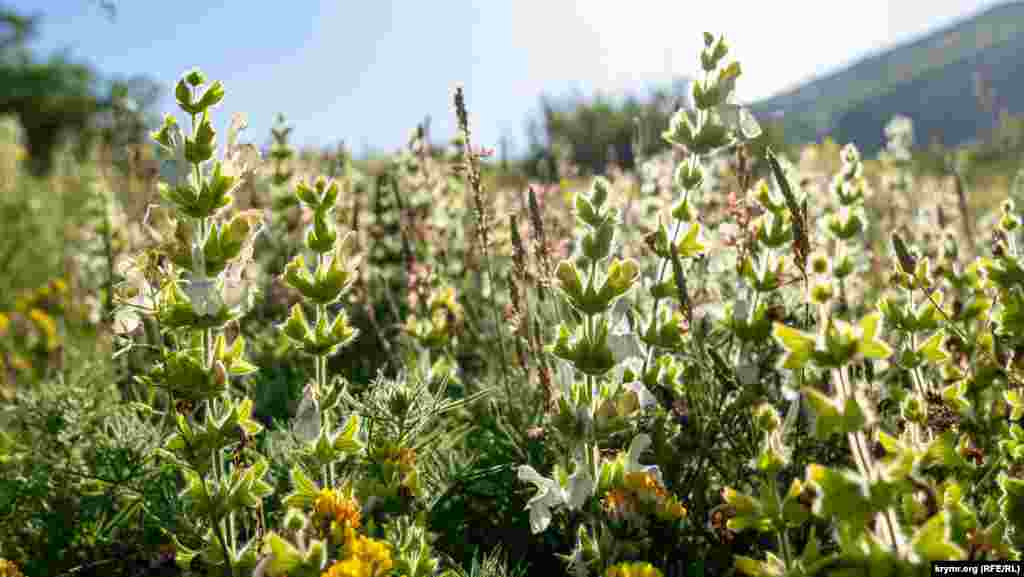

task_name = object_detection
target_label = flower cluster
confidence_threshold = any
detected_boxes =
[604,561,663,577]
[0,559,24,577]
[601,470,687,526]
[403,285,464,348]
[321,530,394,577]
[0,277,76,396]
[312,486,362,540]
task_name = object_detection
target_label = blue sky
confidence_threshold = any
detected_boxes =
[9,0,1007,158]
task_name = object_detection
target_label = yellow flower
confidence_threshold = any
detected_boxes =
[428,286,464,324]
[623,471,660,492]
[0,558,25,577]
[322,558,365,577]
[322,532,394,577]
[51,278,68,295]
[9,354,29,371]
[0,312,9,337]
[656,497,688,521]
[313,487,361,532]
[624,471,667,502]
[28,308,59,351]
[605,561,663,577]
[601,488,637,521]
[347,533,393,566]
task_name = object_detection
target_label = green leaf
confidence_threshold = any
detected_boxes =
[911,513,966,561]
[773,323,814,370]
[859,312,881,342]
[265,532,303,577]
[918,330,949,363]
[677,222,707,257]
[857,312,892,360]
[333,414,363,453]
[841,395,867,434]
[802,387,842,440]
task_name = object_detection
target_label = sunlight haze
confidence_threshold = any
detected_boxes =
[10,0,1008,156]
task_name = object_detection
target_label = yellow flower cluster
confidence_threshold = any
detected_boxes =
[313,487,362,538]
[604,561,663,577]
[404,285,465,347]
[428,286,464,324]
[14,278,68,314]
[321,527,394,577]
[0,558,24,577]
[623,472,665,497]
[602,488,638,521]
[602,472,687,524]
[28,308,59,352]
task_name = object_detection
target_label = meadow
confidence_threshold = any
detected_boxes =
[1,30,1024,577]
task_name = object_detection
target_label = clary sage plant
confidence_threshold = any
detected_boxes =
[110,68,447,577]
[97,27,1024,577]
[519,31,1024,577]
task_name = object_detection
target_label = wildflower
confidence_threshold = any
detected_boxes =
[605,561,663,577]
[312,487,361,538]
[517,465,568,533]
[28,308,59,351]
[601,488,638,522]
[0,559,24,577]
[624,471,667,501]
[624,434,664,487]
[428,286,464,325]
[0,312,9,337]
[322,532,394,577]
[519,447,596,534]
[9,354,29,371]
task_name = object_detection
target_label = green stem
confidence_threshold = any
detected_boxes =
[641,216,687,377]
[316,253,331,486]
[768,475,792,568]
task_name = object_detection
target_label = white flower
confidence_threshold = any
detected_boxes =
[607,315,642,362]
[517,465,566,534]
[555,359,575,402]
[717,103,762,140]
[157,121,192,190]
[292,382,321,442]
[112,256,156,335]
[223,112,261,180]
[518,446,598,534]
[565,445,597,511]
[625,434,664,487]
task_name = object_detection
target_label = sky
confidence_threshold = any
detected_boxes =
[8,0,1010,158]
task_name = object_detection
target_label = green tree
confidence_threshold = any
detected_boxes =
[0,4,157,176]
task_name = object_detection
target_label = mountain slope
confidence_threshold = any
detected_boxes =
[749,1,1024,155]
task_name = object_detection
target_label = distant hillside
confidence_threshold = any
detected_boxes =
[750,1,1024,156]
